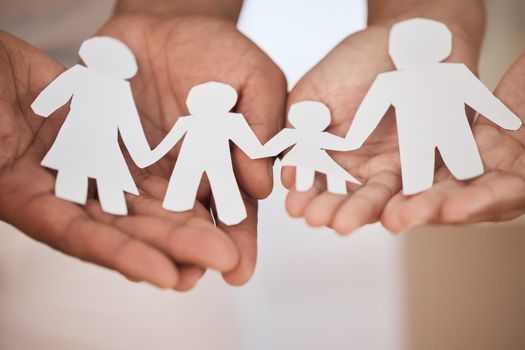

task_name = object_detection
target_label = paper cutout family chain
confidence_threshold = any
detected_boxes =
[31,18,522,225]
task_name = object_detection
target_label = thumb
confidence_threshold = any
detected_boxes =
[233,65,287,199]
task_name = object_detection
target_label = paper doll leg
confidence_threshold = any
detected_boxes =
[163,162,203,212]
[207,165,246,225]
[437,129,483,180]
[55,171,88,204]
[295,167,315,192]
[327,175,347,195]
[96,180,128,216]
[400,144,436,196]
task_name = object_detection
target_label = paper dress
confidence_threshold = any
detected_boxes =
[158,82,264,226]
[31,37,169,215]
[345,18,522,195]
[260,101,360,194]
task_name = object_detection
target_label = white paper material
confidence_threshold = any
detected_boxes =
[160,82,264,225]
[31,37,170,215]
[345,18,522,195]
[260,101,360,194]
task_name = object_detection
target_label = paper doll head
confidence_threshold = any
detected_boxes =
[79,36,138,80]
[389,18,452,69]
[288,101,331,131]
[186,82,238,115]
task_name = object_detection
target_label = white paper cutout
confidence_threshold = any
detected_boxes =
[259,101,360,195]
[31,37,169,215]
[158,82,264,226]
[345,18,522,195]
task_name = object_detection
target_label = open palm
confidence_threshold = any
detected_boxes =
[284,24,481,234]
[97,14,287,285]
[0,30,251,291]
[382,52,525,231]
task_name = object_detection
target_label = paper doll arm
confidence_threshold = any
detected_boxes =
[147,117,190,164]
[31,64,83,117]
[118,86,186,168]
[229,114,266,159]
[319,132,352,151]
[257,129,297,158]
[345,73,392,149]
[458,65,522,130]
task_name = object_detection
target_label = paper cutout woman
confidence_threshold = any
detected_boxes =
[157,82,264,225]
[345,18,522,195]
[259,101,360,195]
[31,37,168,215]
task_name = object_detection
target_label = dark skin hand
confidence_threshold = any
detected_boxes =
[381,52,525,232]
[0,22,285,291]
[96,13,287,286]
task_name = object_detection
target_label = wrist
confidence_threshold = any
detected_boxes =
[367,0,486,52]
[113,0,243,23]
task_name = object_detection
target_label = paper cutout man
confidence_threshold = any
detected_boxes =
[159,82,263,225]
[31,37,170,215]
[345,18,522,195]
[260,101,360,194]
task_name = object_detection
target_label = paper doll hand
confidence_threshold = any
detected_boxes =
[0,32,242,291]
[283,5,484,234]
[319,132,354,152]
[381,52,525,232]
[131,117,190,169]
[458,65,522,131]
[96,7,286,285]
[145,118,190,166]
[254,129,296,159]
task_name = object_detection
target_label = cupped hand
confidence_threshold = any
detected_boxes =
[0,31,244,291]
[97,14,287,285]
[284,22,481,234]
[381,52,525,232]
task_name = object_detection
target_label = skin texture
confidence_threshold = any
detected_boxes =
[381,52,525,232]
[95,13,287,286]
[284,20,482,235]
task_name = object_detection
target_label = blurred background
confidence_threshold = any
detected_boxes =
[0,0,524,349]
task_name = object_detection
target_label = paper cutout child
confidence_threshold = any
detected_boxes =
[31,37,171,215]
[158,82,264,226]
[259,101,360,195]
[345,18,522,195]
